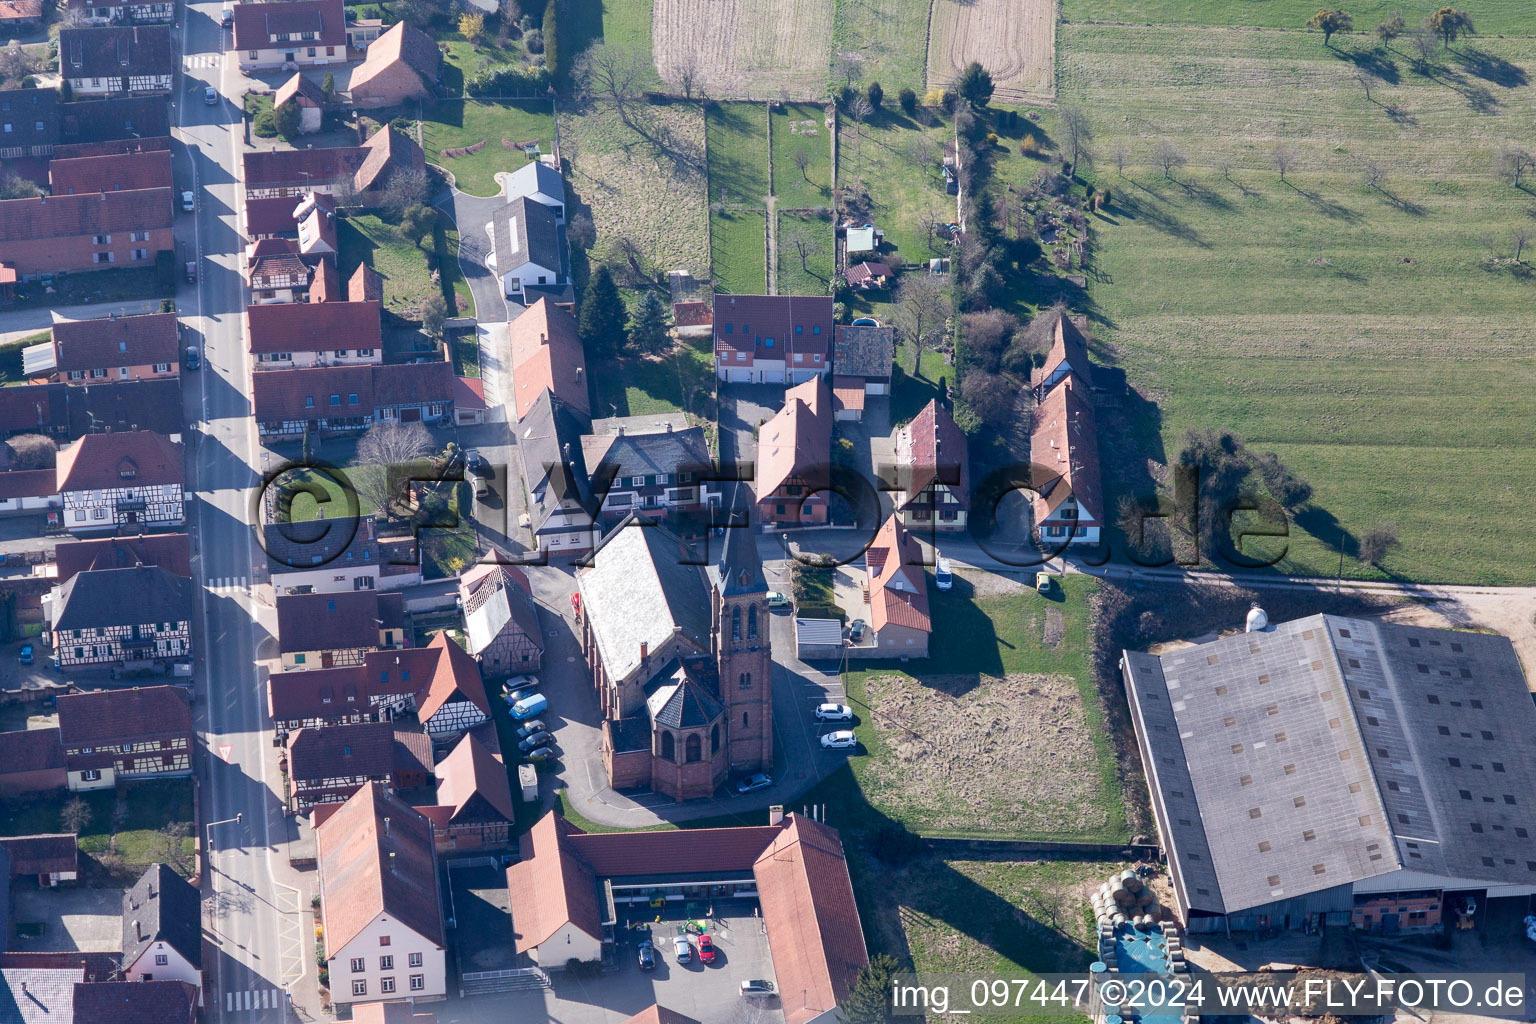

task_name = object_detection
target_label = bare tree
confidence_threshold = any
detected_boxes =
[355,420,435,516]
[60,797,91,834]
[330,171,360,210]
[1513,223,1534,262]
[1355,69,1380,102]
[906,133,937,171]
[1152,141,1186,180]
[792,146,812,183]
[674,53,700,100]
[1270,144,1298,182]
[1216,156,1233,180]
[1358,523,1399,565]
[1495,146,1535,190]
[1363,159,1387,190]
[850,94,874,130]
[382,167,430,217]
[1408,26,1438,67]
[1110,142,1129,176]
[917,205,941,253]
[787,227,816,278]
[157,822,193,874]
[0,44,35,86]
[893,273,951,378]
[567,211,596,251]
[6,433,56,469]
[579,43,641,123]
[1059,104,1092,174]
[831,52,862,91]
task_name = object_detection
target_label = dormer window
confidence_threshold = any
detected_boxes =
[118,458,138,480]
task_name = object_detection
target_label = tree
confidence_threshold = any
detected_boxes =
[866,80,883,110]
[421,290,449,338]
[459,11,485,42]
[567,211,596,250]
[840,954,902,1024]
[7,433,56,469]
[579,265,627,358]
[850,94,873,127]
[1305,9,1353,46]
[959,371,1013,428]
[1355,68,1380,101]
[1358,523,1399,564]
[579,43,641,122]
[321,72,337,103]
[60,797,91,835]
[356,420,435,515]
[1363,158,1387,190]
[1216,156,1233,180]
[893,272,951,377]
[273,99,303,138]
[542,0,558,74]
[955,61,994,109]
[1111,142,1129,176]
[1376,12,1405,44]
[382,166,430,216]
[399,204,435,249]
[1407,25,1438,66]
[1271,143,1298,182]
[905,133,936,171]
[330,171,359,210]
[1426,6,1473,48]
[1059,104,1092,176]
[831,52,862,91]
[0,44,35,86]
[395,0,434,26]
[898,86,917,115]
[627,290,670,354]
[57,79,73,102]
[1512,223,1533,262]
[1153,141,1186,180]
[1495,147,1534,189]
[0,171,42,200]
[157,821,193,874]
[675,55,699,100]
[793,145,812,183]
[787,226,817,278]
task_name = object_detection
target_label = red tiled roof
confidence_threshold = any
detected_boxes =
[351,21,440,95]
[712,294,833,358]
[0,727,64,775]
[48,149,172,195]
[55,429,183,492]
[274,71,325,109]
[0,188,171,243]
[454,376,486,411]
[0,834,78,877]
[415,631,490,723]
[349,263,381,302]
[57,685,191,748]
[245,195,303,237]
[53,533,191,584]
[508,298,589,420]
[354,127,424,194]
[351,1004,439,1024]
[1031,310,1094,393]
[242,146,362,190]
[51,311,178,373]
[432,730,515,824]
[0,468,57,500]
[0,0,43,19]
[247,300,380,355]
[308,256,339,301]
[753,815,869,1024]
[372,361,455,409]
[622,1008,702,1024]
[287,721,405,789]
[506,812,602,953]
[895,399,969,511]
[671,301,711,328]
[1029,375,1102,524]
[316,782,444,956]
[756,375,831,500]
[233,0,345,51]
[276,590,402,653]
[565,824,783,877]
[866,514,931,634]
[252,363,374,422]
[830,375,865,415]
[845,261,891,286]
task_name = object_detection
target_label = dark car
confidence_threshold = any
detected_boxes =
[514,720,546,740]
[636,941,655,970]
[184,346,201,371]
[523,747,555,763]
[517,732,555,754]
[504,684,539,706]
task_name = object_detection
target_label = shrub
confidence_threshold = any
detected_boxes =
[898,86,917,115]
[923,87,947,107]
[467,65,550,96]
[252,107,277,136]
[986,132,999,147]
[523,27,543,52]
[1019,136,1040,157]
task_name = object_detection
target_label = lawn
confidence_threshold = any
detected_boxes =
[0,780,195,883]
[769,103,833,210]
[1062,0,1536,34]
[837,108,956,266]
[0,331,48,387]
[269,466,373,522]
[889,348,949,424]
[1061,24,1536,583]
[710,208,767,294]
[419,481,477,579]
[830,0,931,96]
[790,564,842,620]
[564,0,662,88]
[706,102,769,205]
[420,99,557,198]
[590,336,715,418]
[776,211,835,295]
[336,210,468,318]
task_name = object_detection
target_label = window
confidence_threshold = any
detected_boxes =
[305,397,315,408]
[742,711,748,728]
[350,958,364,972]
[685,734,701,762]
[410,975,424,991]
[380,956,393,970]
[408,953,422,968]
[308,47,317,56]
[130,249,148,261]
[379,935,391,946]
[82,769,100,781]
[349,394,359,404]
[154,954,168,965]
[352,980,367,996]
[92,234,111,244]
[330,394,341,405]
[660,732,675,761]
[747,604,758,639]
[153,362,171,373]
[381,977,396,993]
[731,606,741,640]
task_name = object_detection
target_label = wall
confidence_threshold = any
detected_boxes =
[0,229,172,278]
[530,922,601,969]
[125,943,201,990]
[328,915,446,1007]
[605,744,650,791]
[67,765,116,790]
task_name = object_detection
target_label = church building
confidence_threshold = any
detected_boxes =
[576,514,773,801]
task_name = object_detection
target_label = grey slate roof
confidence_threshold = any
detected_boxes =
[707,508,766,598]
[491,195,564,276]
[0,964,81,1023]
[646,667,724,729]
[515,389,592,536]
[122,863,202,970]
[51,565,191,631]
[580,425,710,481]
[506,160,565,207]
[831,325,894,379]
[1123,614,1536,917]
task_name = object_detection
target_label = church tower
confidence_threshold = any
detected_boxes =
[709,521,773,773]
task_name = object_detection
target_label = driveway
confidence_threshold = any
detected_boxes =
[436,186,509,328]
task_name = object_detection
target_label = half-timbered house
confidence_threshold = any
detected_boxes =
[56,685,193,790]
[413,631,490,741]
[458,563,541,680]
[277,590,405,670]
[44,564,192,669]
[415,729,514,851]
[285,720,432,813]
[56,430,184,532]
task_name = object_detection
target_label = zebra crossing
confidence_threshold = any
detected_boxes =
[225,988,284,1012]
[207,576,250,595]
[185,53,221,69]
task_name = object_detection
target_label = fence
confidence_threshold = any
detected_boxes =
[923,836,1161,861]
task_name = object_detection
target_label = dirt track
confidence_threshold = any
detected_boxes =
[653,0,836,100]
[927,0,1056,103]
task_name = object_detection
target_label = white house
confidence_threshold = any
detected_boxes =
[489,196,566,301]
[55,430,184,533]
[233,0,348,72]
[504,160,565,222]
[263,517,424,596]
[317,783,448,1009]
[121,863,203,995]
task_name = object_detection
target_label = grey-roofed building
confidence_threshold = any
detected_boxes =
[1122,612,1536,934]
[514,389,594,556]
[581,420,719,524]
[44,565,192,669]
[490,195,567,302]
[504,160,565,221]
[121,863,201,991]
[0,961,82,1022]
[458,563,542,679]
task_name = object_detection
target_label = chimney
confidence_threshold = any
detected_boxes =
[384,816,391,836]
[639,641,648,661]
[768,804,784,826]
[665,422,673,432]
[133,920,141,940]
[389,851,397,874]
[616,425,625,436]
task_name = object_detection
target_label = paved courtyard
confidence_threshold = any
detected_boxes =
[10,887,125,953]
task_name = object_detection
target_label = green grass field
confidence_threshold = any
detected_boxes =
[336,211,466,317]
[421,99,557,197]
[838,109,956,264]
[0,781,195,882]
[706,102,770,205]
[1063,25,1536,583]
[830,0,931,95]
[770,103,834,209]
[711,209,767,293]
[1063,0,1536,34]
[590,336,715,417]
[776,211,835,295]
[564,0,660,86]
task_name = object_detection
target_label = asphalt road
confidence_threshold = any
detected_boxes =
[174,5,299,1020]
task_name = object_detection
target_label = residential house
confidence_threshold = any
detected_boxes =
[45,564,192,669]
[73,980,198,1023]
[844,260,892,291]
[68,0,175,24]
[508,298,588,421]
[452,375,485,427]
[60,26,174,96]
[295,190,338,257]
[28,312,179,385]
[265,648,439,737]
[0,835,78,885]
[55,429,184,532]
[0,188,172,281]
[349,21,440,109]
[0,0,43,31]
[0,377,183,444]
[0,959,82,1019]
[491,196,567,304]
[1028,374,1101,547]
[274,72,326,133]
[252,363,374,437]
[1030,309,1094,397]
[755,375,832,528]
[413,631,491,741]
[504,160,565,221]
[277,590,404,670]
[859,515,931,657]
[243,147,363,200]
[56,685,193,790]
[346,14,383,49]
[120,863,201,990]
[52,532,190,584]
[247,238,315,303]
[244,195,305,240]
[515,389,594,556]
[315,782,447,1008]
[458,562,542,679]
[671,300,711,339]
[829,323,893,422]
[887,399,969,531]
[352,127,425,202]
[285,721,432,812]
[416,729,514,851]
[508,810,867,1011]
[581,417,718,524]
[55,97,168,145]
[48,148,172,195]
[0,728,66,796]
[712,294,833,384]
[372,362,455,427]
[247,299,381,369]
[233,0,347,71]
[0,87,58,158]
[263,515,422,594]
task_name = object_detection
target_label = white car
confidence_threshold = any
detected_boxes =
[672,936,692,962]
[181,190,195,212]
[820,729,857,750]
[814,703,852,723]
[935,557,953,590]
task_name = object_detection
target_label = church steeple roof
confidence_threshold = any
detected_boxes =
[708,509,766,597]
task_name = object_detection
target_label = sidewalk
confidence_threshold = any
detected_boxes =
[0,300,163,345]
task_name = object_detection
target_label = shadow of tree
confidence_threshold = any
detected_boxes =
[1334,46,1401,84]
[1455,46,1529,88]
[1112,183,1211,248]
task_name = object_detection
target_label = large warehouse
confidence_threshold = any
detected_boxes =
[1122,612,1536,934]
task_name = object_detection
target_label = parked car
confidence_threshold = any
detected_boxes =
[697,933,716,963]
[502,674,538,693]
[504,683,540,705]
[820,729,857,750]
[221,5,232,24]
[185,261,197,283]
[741,979,776,996]
[475,479,492,500]
[766,591,791,609]
[517,732,554,754]
[511,693,548,720]
[672,936,691,963]
[1035,572,1054,594]
[935,557,953,590]
[848,619,867,642]
[17,643,33,665]
[735,772,772,795]
[514,720,546,740]
[181,190,194,212]
[814,703,853,723]
[183,346,201,371]
[636,941,655,971]
[466,449,490,475]
[204,85,218,105]
[523,746,555,763]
